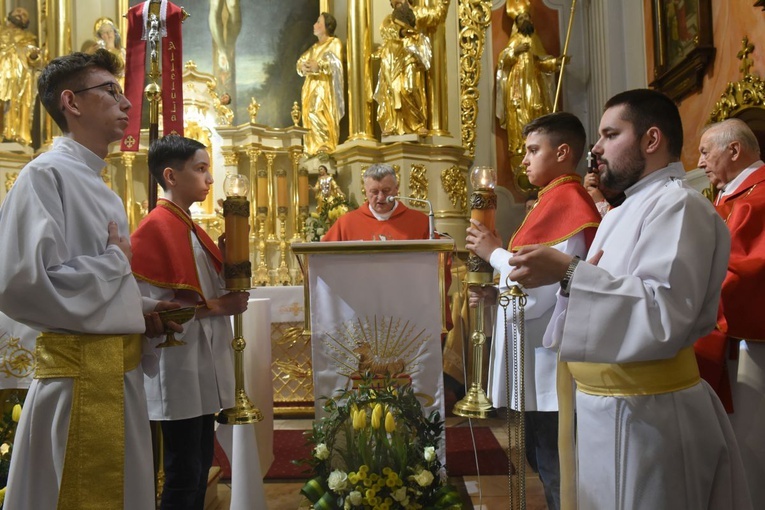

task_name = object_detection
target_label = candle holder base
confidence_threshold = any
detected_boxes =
[276,264,291,286]
[254,264,270,286]
[453,385,496,419]
[217,388,264,425]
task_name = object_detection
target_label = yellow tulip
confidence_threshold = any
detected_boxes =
[11,404,21,423]
[355,408,367,429]
[371,403,383,429]
[385,411,395,433]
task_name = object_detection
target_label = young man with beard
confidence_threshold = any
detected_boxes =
[505,89,751,509]
[466,112,601,510]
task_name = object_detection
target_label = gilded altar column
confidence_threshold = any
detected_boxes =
[346,0,374,141]
[290,148,304,240]
[424,0,450,136]
[246,147,262,242]
[40,0,73,143]
[122,153,136,231]
[265,152,277,240]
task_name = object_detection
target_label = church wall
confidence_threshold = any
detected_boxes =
[644,0,765,170]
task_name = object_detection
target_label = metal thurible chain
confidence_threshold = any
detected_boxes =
[498,282,527,510]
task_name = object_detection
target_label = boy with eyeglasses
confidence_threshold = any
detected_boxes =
[0,49,177,510]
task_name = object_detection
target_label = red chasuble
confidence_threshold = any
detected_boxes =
[695,164,765,411]
[509,174,601,251]
[322,202,429,241]
[131,198,222,302]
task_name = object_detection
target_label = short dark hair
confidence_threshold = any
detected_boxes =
[604,89,683,158]
[37,49,124,132]
[321,12,337,37]
[148,135,207,190]
[522,112,587,163]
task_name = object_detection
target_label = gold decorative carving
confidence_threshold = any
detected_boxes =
[409,164,428,207]
[441,166,467,212]
[291,101,301,126]
[709,37,765,123]
[5,172,18,192]
[0,334,34,379]
[248,98,261,123]
[100,168,112,188]
[458,0,492,158]
[207,81,234,126]
[222,150,239,167]
[223,198,250,217]
[224,261,252,280]
[470,190,497,210]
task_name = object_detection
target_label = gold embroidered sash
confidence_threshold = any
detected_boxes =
[35,333,142,510]
[558,347,700,510]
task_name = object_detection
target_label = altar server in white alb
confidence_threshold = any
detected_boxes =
[506,89,752,510]
[0,49,177,510]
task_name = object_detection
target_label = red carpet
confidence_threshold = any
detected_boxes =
[263,427,510,480]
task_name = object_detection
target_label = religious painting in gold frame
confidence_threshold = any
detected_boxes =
[650,0,715,102]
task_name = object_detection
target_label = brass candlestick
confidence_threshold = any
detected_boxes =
[276,207,291,285]
[254,208,270,286]
[217,174,263,425]
[453,166,497,419]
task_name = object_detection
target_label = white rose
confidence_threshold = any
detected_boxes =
[349,491,363,505]
[413,469,434,487]
[392,487,408,502]
[328,469,349,492]
[423,446,436,462]
[314,443,330,460]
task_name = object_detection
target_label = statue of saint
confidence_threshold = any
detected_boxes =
[93,17,125,64]
[312,165,345,214]
[496,1,563,166]
[374,0,434,137]
[0,7,42,146]
[296,13,345,156]
[209,0,241,101]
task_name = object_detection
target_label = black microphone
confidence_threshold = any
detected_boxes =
[387,195,435,239]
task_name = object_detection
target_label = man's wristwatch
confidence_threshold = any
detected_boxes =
[560,256,581,297]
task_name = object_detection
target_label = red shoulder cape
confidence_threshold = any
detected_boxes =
[131,198,223,302]
[509,174,601,250]
[695,164,765,412]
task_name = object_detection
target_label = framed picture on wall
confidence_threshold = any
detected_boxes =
[650,0,715,102]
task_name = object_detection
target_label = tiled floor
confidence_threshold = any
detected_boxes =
[209,415,549,510]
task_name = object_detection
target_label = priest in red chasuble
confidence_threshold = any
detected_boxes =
[694,118,765,505]
[323,163,429,241]
[466,112,600,510]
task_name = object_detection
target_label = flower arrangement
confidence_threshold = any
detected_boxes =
[304,193,353,242]
[0,391,23,509]
[300,375,462,509]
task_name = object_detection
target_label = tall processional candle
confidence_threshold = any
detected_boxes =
[298,169,309,208]
[467,165,497,282]
[276,169,288,210]
[256,169,268,212]
[454,165,497,420]
[218,173,263,426]
[223,174,252,290]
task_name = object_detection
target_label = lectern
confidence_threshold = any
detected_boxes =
[292,240,453,422]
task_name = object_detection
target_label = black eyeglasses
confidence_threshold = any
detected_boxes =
[71,81,124,102]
